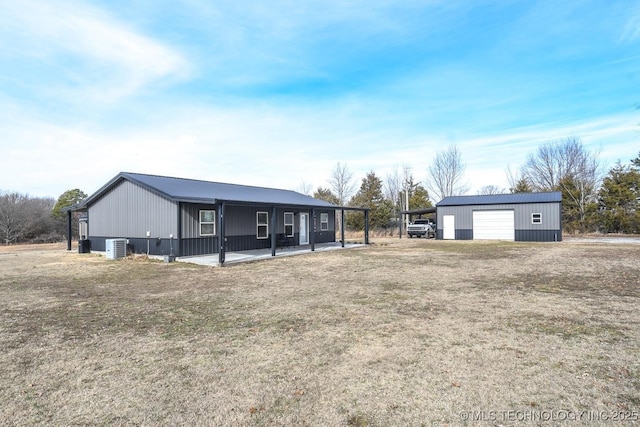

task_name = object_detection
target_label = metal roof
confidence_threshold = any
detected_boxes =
[399,207,436,215]
[436,192,562,207]
[79,172,338,208]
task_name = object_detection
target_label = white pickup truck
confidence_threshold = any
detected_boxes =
[407,218,435,238]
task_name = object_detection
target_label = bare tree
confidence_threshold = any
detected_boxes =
[426,145,469,202]
[329,162,356,206]
[0,191,28,244]
[522,137,600,191]
[22,196,57,241]
[384,165,414,205]
[384,166,403,205]
[477,185,505,195]
[506,165,518,191]
[522,137,602,230]
[295,180,314,196]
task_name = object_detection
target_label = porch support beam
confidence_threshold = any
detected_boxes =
[364,209,370,245]
[340,209,345,248]
[310,208,315,251]
[270,206,277,257]
[218,202,226,266]
[66,210,72,251]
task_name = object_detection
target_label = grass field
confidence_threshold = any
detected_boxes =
[1,239,639,426]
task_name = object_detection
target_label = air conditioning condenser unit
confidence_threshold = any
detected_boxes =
[105,238,127,260]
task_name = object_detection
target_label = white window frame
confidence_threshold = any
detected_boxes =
[284,212,294,237]
[320,212,329,231]
[257,211,269,239]
[531,213,542,224]
[199,209,216,236]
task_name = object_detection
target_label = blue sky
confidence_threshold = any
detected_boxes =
[1,0,639,201]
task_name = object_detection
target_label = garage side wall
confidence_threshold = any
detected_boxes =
[436,202,561,241]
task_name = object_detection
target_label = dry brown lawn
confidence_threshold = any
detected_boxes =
[1,239,639,426]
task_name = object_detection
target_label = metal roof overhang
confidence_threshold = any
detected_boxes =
[211,199,368,212]
[399,207,436,215]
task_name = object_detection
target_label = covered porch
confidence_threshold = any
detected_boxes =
[176,241,365,266]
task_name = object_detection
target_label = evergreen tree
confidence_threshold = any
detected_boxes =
[313,187,340,205]
[409,185,433,210]
[52,188,87,238]
[598,162,640,233]
[511,177,532,193]
[52,189,87,219]
[632,152,640,169]
[347,171,395,230]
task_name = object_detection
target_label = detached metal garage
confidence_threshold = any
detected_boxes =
[436,192,562,242]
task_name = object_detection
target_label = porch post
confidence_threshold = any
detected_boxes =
[218,202,226,266]
[176,202,182,256]
[310,208,315,251]
[364,209,370,245]
[340,209,345,247]
[271,206,277,257]
[66,210,72,251]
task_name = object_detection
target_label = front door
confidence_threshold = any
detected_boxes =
[299,213,309,245]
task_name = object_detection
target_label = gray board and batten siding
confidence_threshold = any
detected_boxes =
[435,192,562,242]
[88,179,178,254]
[76,172,342,257]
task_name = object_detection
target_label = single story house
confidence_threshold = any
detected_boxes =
[65,172,369,264]
[435,192,562,242]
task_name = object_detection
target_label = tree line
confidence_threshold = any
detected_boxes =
[0,189,86,245]
[310,139,640,235]
[1,139,638,245]
[508,138,639,234]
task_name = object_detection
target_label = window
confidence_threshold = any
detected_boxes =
[320,212,329,231]
[532,213,542,224]
[257,211,269,239]
[200,210,216,236]
[284,212,294,237]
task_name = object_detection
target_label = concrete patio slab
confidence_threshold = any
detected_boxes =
[176,242,365,266]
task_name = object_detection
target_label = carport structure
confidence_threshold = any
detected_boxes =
[398,207,436,238]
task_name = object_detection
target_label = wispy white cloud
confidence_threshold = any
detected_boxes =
[0,0,190,103]
[619,4,640,44]
[4,90,635,199]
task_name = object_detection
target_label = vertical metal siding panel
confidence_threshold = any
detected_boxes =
[182,204,199,238]
[513,203,560,231]
[451,206,472,229]
[276,208,284,235]
[181,204,192,238]
[89,180,176,238]
[515,203,531,231]
[226,206,257,236]
[514,205,527,230]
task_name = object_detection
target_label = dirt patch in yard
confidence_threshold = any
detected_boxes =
[1,239,639,425]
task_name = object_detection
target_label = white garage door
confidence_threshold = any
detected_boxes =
[473,210,515,240]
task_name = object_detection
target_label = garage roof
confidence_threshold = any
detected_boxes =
[77,172,338,208]
[437,192,562,207]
